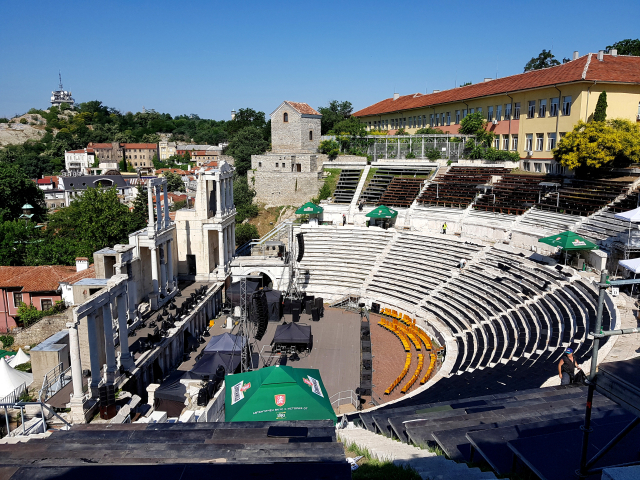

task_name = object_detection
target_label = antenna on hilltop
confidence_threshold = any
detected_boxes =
[58,71,63,91]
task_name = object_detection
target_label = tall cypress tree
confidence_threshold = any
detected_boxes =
[593,91,608,122]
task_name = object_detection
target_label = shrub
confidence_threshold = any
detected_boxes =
[15,300,65,328]
[19,118,27,124]
[425,148,441,160]
[235,223,259,247]
[0,335,14,348]
[406,151,416,159]
[318,139,340,158]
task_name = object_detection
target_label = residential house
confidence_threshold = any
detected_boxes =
[64,148,95,174]
[122,143,158,175]
[158,141,177,160]
[176,145,222,166]
[58,174,133,206]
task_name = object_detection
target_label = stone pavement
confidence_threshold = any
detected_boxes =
[601,292,640,364]
[338,426,500,479]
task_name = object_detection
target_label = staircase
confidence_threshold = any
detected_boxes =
[338,427,500,479]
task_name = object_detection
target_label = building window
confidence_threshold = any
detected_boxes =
[446,112,451,126]
[258,162,262,167]
[505,103,512,120]
[512,135,518,150]
[524,162,530,171]
[470,108,475,114]
[282,163,285,168]
[525,134,533,152]
[477,107,482,113]
[547,133,556,150]
[41,299,52,311]
[275,163,279,167]
[538,99,547,118]
[528,101,536,118]
[13,293,23,307]
[462,109,468,119]
[435,114,439,127]
[283,112,288,122]
[514,103,521,120]
[455,110,460,124]
[441,113,446,126]
[494,137,500,149]
[309,130,313,141]
[503,135,509,150]
[135,162,138,166]
[429,114,434,127]
[545,163,551,173]
[562,96,572,116]
[536,133,544,151]
[550,97,559,117]
[487,106,494,122]
[496,105,502,121]
[534,163,542,173]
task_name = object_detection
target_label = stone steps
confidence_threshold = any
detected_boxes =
[338,426,501,479]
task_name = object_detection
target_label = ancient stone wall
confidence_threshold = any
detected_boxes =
[10,309,72,349]
[248,170,323,206]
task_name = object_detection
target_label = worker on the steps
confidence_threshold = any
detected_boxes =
[442,222,447,234]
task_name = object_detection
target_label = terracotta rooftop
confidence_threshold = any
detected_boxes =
[286,101,321,116]
[122,143,158,149]
[87,143,115,149]
[0,265,96,292]
[353,54,640,117]
[156,168,188,175]
[67,149,94,154]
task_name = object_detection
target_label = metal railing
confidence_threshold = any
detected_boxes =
[1,401,71,437]
[0,384,27,405]
[38,363,71,402]
[235,220,292,257]
[330,390,357,410]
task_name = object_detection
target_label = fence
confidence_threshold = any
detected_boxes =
[38,362,72,402]
[320,134,474,161]
[330,390,358,410]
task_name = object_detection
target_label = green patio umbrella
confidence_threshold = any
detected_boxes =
[365,205,398,219]
[225,365,336,423]
[538,231,598,265]
[295,202,323,215]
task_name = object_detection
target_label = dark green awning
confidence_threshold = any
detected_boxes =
[366,205,398,219]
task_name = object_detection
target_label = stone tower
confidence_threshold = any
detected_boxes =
[270,101,322,154]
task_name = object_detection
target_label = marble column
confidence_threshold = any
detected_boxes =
[226,226,232,263]
[86,312,102,397]
[166,239,174,291]
[116,294,134,370]
[159,244,167,296]
[102,302,117,384]
[231,223,236,260]
[227,178,232,211]
[150,246,159,296]
[147,184,155,233]
[155,185,162,232]
[220,177,226,214]
[67,322,84,399]
[218,229,225,267]
[128,281,137,321]
[230,179,234,209]
[163,183,170,229]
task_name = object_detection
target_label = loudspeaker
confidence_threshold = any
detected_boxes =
[305,300,314,315]
[292,300,302,312]
[283,298,292,315]
[292,308,300,323]
[314,297,323,315]
[197,387,209,406]
[296,233,305,262]
[371,302,380,314]
[312,307,320,322]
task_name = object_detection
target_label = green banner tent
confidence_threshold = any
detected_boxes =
[225,365,336,424]
[295,202,323,215]
[538,231,598,265]
[366,205,398,219]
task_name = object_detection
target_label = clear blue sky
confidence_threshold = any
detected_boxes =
[1,0,638,120]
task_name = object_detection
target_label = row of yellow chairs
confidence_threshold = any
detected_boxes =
[379,319,411,352]
[401,353,424,393]
[420,353,437,385]
[385,352,412,395]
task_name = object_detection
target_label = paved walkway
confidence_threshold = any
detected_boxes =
[600,292,640,364]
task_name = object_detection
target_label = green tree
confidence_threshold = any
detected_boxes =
[235,223,259,247]
[0,164,46,222]
[524,49,560,72]
[130,187,151,232]
[35,187,134,264]
[318,101,353,135]
[553,119,640,174]
[164,171,186,192]
[226,108,267,139]
[0,220,40,266]
[119,156,127,172]
[593,91,608,122]
[327,117,366,136]
[225,127,269,176]
[233,176,258,223]
[415,127,444,135]
[606,39,640,56]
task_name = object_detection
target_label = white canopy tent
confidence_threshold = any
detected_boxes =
[619,257,640,274]
[7,348,30,368]
[0,357,33,400]
[614,207,640,223]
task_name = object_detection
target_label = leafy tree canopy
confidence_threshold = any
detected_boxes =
[163,171,186,192]
[318,100,353,135]
[606,39,640,56]
[593,91,608,122]
[235,223,259,247]
[327,116,366,137]
[233,176,258,223]
[553,119,640,174]
[0,164,46,222]
[225,127,269,176]
[524,49,560,72]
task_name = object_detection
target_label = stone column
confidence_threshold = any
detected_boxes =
[215,177,221,216]
[166,239,174,291]
[230,178,234,209]
[102,302,117,384]
[163,183,170,229]
[159,244,167,297]
[221,177,227,214]
[67,322,84,399]
[86,312,102,397]
[155,185,162,232]
[227,178,233,211]
[128,281,137,321]
[150,247,159,295]
[218,229,225,267]
[147,184,155,234]
[231,223,236,260]
[116,294,134,370]
[227,226,232,263]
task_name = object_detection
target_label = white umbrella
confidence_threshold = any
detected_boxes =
[7,348,30,368]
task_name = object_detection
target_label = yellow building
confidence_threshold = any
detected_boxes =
[354,51,640,173]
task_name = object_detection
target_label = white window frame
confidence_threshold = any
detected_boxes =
[487,106,494,122]
[538,99,547,118]
[562,96,572,116]
[547,133,556,150]
[528,101,536,118]
[455,110,460,124]
[512,135,518,151]
[550,98,559,117]
[535,133,544,151]
[503,135,509,150]
[525,134,533,151]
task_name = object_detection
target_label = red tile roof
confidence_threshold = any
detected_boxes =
[67,149,94,154]
[87,143,115,149]
[0,265,95,292]
[286,102,321,116]
[122,143,158,149]
[37,178,53,185]
[353,54,640,117]
[156,168,188,175]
